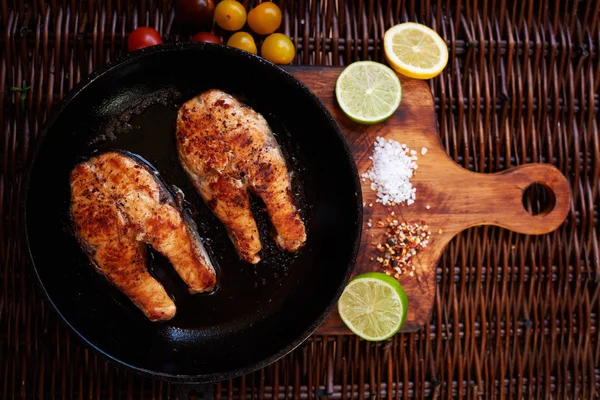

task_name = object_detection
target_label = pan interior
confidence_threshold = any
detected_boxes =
[25,45,361,380]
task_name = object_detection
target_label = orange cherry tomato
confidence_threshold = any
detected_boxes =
[214,0,247,31]
[227,32,257,54]
[248,2,282,35]
[260,33,295,64]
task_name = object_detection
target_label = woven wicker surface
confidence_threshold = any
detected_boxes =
[2,0,599,398]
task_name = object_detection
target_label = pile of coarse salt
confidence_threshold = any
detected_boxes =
[362,137,419,206]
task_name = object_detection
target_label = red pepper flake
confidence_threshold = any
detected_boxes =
[371,215,432,279]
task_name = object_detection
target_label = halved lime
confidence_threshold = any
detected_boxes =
[338,272,408,341]
[335,61,402,124]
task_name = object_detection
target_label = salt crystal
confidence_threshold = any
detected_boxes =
[367,222,372,228]
[421,147,428,155]
[362,137,419,206]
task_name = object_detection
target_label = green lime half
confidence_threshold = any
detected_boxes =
[335,61,402,124]
[338,272,408,341]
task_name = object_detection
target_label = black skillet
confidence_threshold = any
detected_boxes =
[21,43,362,386]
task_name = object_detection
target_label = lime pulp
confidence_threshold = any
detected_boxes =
[335,61,402,124]
[338,272,408,341]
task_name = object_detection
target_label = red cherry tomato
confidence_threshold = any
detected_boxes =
[128,27,163,52]
[176,0,216,32]
[191,32,222,44]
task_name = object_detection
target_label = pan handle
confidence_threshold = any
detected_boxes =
[177,383,214,400]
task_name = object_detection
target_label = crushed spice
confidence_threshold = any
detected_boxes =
[372,217,432,279]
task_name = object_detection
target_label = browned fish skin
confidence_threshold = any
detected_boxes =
[70,152,216,321]
[176,89,307,264]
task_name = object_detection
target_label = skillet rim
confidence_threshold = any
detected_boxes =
[20,42,363,383]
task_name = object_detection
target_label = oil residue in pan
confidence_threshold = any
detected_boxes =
[87,87,312,327]
[91,87,183,144]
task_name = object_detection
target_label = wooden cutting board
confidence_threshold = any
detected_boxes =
[283,66,572,335]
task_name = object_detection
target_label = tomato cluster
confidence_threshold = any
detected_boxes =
[127,1,295,65]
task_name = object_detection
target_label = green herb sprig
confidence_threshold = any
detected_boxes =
[10,80,31,110]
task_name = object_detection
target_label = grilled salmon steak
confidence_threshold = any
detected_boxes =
[69,151,216,321]
[176,89,307,264]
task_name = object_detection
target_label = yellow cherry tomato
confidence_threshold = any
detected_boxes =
[260,33,295,64]
[215,0,247,31]
[248,2,282,35]
[227,32,257,54]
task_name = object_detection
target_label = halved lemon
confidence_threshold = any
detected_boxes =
[338,272,408,341]
[384,22,448,79]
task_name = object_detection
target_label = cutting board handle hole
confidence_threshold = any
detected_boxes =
[522,182,556,216]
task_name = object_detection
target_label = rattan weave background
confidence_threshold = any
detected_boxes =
[1,0,599,398]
